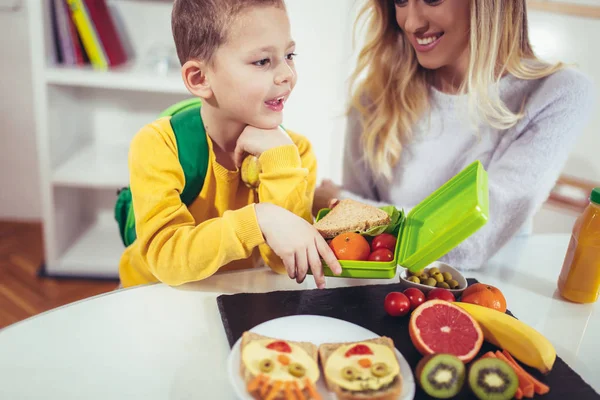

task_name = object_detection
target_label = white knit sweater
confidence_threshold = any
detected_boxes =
[340,68,595,270]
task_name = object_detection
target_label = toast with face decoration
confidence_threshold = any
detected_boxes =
[318,337,403,400]
[241,331,322,399]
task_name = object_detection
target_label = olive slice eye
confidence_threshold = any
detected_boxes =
[288,362,306,378]
[259,359,274,373]
[371,362,390,377]
[342,366,359,381]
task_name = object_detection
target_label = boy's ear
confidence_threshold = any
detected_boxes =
[181,59,213,99]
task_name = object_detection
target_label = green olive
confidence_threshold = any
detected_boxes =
[447,279,460,289]
[418,272,429,281]
[431,272,444,283]
[341,366,359,381]
[442,272,453,282]
[407,276,420,284]
[428,267,440,275]
[288,362,306,378]
[424,277,437,287]
[371,362,390,377]
[259,359,274,373]
[437,281,450,289]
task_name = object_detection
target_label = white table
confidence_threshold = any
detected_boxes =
[0,234,598,399]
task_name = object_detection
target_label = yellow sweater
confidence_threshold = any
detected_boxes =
[118,117,317,287]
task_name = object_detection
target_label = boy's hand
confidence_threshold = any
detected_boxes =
[255,203,342,289]
[234,126,293,168]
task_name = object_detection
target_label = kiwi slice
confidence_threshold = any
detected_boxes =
[468,358,518,400]
[416,354,465,399]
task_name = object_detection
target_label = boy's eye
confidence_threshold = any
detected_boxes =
[286,52,297,61]
[253,58,270,67]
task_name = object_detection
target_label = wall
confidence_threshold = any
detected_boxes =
[0,2,40,220]
[528,9,600,180]
[528,9,600,233]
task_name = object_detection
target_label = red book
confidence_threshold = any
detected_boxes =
[83,0,128,67]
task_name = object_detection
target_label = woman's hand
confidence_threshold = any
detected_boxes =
[313,179,341,216]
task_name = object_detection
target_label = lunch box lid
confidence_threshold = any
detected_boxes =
[398,160,489,272]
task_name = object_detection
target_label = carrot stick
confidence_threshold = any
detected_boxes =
[293,381,306,400]
[503,350,550,395]
[265,381,283,400]
[480,351,497,359]
[304,378,322,400]
[247,374,265,393]
[260,376,271,397]
[284,381,296,400]
[515,387,524,399]
[495,351,534,398]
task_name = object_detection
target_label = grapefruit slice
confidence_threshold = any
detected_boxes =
[409,299,483,363]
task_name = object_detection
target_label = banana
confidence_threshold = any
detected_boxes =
[455,302,556,374]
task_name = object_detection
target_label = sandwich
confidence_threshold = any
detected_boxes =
[318,337,403,400]
[241,331,322,399]
[313,199,391,239]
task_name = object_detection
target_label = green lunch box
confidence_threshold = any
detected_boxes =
[313,160,489,279]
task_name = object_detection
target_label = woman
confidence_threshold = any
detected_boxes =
[314,0,594,270]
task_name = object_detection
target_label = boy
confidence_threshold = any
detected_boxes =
[118,0,341,288]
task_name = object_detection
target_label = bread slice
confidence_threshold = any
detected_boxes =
[313,199,391,239]
[240,332,319,398]
[318,337,403,400]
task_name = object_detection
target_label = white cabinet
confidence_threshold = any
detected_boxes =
[28,0,189,278]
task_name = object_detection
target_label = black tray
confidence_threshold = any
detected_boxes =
[217,279,599,399]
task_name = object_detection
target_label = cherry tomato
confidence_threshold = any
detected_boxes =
[345,344,374,357]
[427,288,455,302]
[266,341,292,353]
[384,292,411,317]
[371,233,397,252]
[368,248,394,262]
[403,287,425,311]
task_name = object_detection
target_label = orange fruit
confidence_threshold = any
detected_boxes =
[409,299,483,363]
[330,232,370,261]
[460,283,507,313]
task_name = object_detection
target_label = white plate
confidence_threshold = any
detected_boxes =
[227,315,416,400]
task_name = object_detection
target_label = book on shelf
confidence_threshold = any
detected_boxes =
[51,0,128,70]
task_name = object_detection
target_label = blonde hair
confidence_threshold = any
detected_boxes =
[349,0,564,180]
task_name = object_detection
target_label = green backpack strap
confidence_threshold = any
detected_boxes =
[170,106,209,205]
[115,101,208,247]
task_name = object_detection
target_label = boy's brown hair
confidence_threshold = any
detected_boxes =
[172,0,286,66]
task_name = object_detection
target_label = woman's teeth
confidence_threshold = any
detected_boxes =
[416,34,442,45]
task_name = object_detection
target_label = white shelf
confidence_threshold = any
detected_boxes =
[55,214,122,279]
[45,64,187,94]
[53,144,129,189]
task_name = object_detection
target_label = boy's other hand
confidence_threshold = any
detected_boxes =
[255,203,342,289]
[234,126,293,168]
